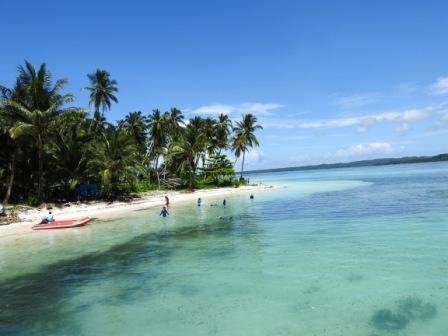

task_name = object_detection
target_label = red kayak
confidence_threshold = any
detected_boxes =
[32,217,91,230]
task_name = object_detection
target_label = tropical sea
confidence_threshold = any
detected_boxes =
[1,162,448,335]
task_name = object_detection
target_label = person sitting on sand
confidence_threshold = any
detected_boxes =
[160,206,169,217]
[41,211,54,224]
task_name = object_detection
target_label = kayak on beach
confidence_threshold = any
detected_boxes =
[32,217,91,230]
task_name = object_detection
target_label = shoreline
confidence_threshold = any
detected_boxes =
[0,184,273,240]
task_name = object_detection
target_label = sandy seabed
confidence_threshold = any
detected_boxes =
[0,184,272,240]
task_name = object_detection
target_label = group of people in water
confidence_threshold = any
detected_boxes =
[160,194,254,218]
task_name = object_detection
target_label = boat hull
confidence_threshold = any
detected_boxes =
[32,217,91,230]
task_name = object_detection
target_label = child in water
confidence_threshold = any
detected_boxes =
[160,206,169,217]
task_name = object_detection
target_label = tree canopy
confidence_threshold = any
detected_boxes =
[0,61,263,205]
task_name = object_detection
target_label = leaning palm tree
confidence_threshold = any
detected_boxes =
[232,114,263,179]
[85,69,118,121]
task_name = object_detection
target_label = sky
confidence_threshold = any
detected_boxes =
[2,0,448,170]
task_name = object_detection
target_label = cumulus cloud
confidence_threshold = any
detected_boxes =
[431,77,448,96]
[333,93,378,109]
[189,103,284,117]
[334,142,393,157]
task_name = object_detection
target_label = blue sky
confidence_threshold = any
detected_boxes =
[2,1,448,170]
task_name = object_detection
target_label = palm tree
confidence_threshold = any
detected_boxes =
[170,123,206,190]
[86,126,146,197]
[85,69,118,121]
[232,114,263,179]
[0,83,24,205]
[215,113,232,154]
[47,110,92,194]
[147,109,168,188]
[0,61,76,200]
[119,111,148,155]
[164,107,185,142]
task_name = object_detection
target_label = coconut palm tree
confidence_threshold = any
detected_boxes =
[119,111,148,155]
[0,61,76,200]
[86,126,146,197]
[232,114,263,179]
[47,110,92,193]
[215,113,232,154]
[85,69,118,121]
[170,122,206,190]
[147,109,168,188]
[164,107,185,142]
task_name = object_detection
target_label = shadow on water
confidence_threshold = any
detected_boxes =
[369,296,437,333]
[0,214,263,336]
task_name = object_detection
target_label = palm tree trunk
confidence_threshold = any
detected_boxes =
[240,151,245,179]
[155,155,160,189]
[37,135,43,200]
[3,149,16,205]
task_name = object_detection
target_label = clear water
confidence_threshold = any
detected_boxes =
[1,162,448,335]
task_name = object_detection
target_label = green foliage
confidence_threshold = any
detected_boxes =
[0,61,263,203]
[131,181,158,192]
[27,193,40,206]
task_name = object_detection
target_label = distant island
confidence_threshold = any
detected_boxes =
[246,154,448,174]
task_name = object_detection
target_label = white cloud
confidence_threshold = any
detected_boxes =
[396,123,410,133]
[431,77,448,96]
[334,142,393,157]
[333,94,378,109]
[192,104,235,115]
[296,109,432,130]
[236,147,265,169]
[398,109,430,121]
[357,117,378,133]
[189,103,284,117]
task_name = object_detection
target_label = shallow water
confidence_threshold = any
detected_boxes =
[1,162,448,335]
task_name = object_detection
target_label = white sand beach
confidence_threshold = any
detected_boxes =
[0,184,272,240]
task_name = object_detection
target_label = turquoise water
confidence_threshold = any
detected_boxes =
[1,162,448,335]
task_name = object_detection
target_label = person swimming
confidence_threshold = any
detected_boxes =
[159,206,169,217]
[250,194,254,199]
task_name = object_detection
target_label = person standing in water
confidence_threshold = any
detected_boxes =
[165,195,170,207]
[160,206,169,217]
[197,198,202,206]
[223,199,226,206]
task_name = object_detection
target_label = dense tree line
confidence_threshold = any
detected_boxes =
[0,61,262,206]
